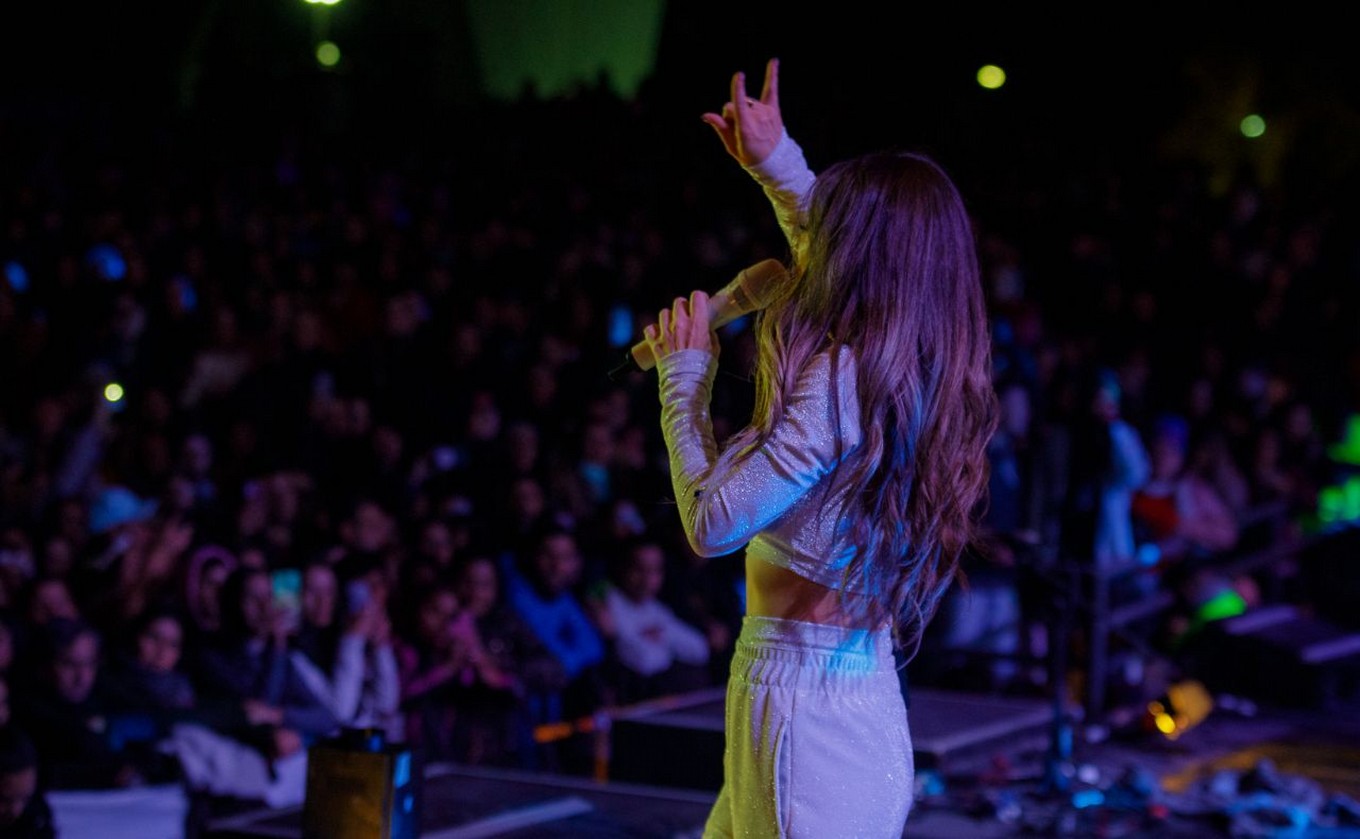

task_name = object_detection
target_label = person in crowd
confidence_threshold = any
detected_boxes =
[103,607,197,725]
[1132,414,1256,650]
[19,577,79,631]
[1060,368,1151,574]
[1131,414,1240,566]
[590,536,710,704]
[453,553,565,766]
[501,522,605,722]
[12,618,145,789]
[292,561,402,740]
[190,567,338,762]
[292,561,341,672]
[395,581,512,762]
[0,725,55,839]
[183,546,235,622]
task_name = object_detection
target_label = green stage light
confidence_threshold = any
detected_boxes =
[1240,114,1266,138]
[1195,589,1247,624]
[1318,476,1360,525]
[1328,415,1360,466]
[316,41,341,67]
[977,64,1006,90]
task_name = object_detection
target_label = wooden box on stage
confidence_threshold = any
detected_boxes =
[302,729,420,839]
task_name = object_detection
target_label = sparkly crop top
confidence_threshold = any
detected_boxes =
[655,133,864,590]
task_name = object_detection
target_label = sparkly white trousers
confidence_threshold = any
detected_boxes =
[703,616,914,838]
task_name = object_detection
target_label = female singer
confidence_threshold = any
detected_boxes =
[643,59,996,836]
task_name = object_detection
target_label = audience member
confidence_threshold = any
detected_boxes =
[590,537,710,704]
[191,568,338,763]
[0,726,55,839]
[396,581,512,762]
[501,523,604,721]
[103,608,197,724]
[293,563,402,740]
[454,553,565,765]
[12,619,143,789]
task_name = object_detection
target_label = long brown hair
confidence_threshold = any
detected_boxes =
[721,151,996,655]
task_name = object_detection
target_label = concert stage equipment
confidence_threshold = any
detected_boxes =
[607,685,1054,790]
[206,685,1053,837]
[206,763,716,838]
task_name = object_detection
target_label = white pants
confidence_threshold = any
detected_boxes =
[704,616,913,838]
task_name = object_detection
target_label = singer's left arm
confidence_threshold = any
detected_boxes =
[744,132,816,255]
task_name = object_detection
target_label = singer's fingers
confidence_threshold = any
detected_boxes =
[669,296,690,334]
[702,112,735,153]
[760,58,779,108]
[689,290,712,330]
[701,112,728,131]
[730,72,750,123]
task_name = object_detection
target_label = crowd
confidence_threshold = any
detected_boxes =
[0,68,1356,832]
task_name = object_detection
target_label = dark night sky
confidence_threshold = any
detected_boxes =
[2,2,1357,196]
[4,5,1353,120]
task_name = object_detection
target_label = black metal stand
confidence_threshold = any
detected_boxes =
[1039,558,1078,797]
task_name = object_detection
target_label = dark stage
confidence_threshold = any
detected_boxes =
[202,687,1360,838]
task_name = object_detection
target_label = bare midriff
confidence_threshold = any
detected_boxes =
[745,556,877,628]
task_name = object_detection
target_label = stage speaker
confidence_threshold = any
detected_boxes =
[608,689,726,791]
[302,728,420,839]
[1191,605,1360,709]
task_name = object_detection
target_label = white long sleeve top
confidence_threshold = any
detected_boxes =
[655,133,867,591]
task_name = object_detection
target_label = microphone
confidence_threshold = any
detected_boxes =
[609,258,788,380]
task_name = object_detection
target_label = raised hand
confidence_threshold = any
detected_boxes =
[701,57,784,166]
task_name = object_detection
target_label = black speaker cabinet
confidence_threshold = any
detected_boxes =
[1190,605,1360,709]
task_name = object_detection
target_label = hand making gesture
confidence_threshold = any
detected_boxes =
[701,57,785,167]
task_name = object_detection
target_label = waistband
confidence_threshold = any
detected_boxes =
[731,615,898,689]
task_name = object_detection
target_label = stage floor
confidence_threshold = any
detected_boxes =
[203,690,1360,838]
[607,685,1054,789]
[206,763,717,838]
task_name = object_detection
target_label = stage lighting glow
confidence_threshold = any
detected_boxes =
[1153,710,1176,735]
[1327,415,1360,466]
[1240,114,1266,138]
[303,0,342,5]
[1146,681,1213,741]
[4,261,28,293]
[1194,589,1247,624]
[87,244,126,281]
[1072,789,1104,809]
[1318,477,1360,525]
[316,41,341,67]
[104,383,125,404]
[977,65,1006,90]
